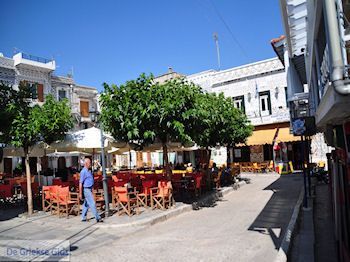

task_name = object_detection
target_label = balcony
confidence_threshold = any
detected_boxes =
[248,107,290,126]
[13,53,55,71]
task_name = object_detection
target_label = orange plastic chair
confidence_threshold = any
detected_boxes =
[150,181,174,210]
[111,186,139,216]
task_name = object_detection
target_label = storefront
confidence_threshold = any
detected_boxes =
[232,122,302,171]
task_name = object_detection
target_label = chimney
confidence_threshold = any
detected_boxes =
[168,66,173,73]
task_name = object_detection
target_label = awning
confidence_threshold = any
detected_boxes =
[244,127,300,146]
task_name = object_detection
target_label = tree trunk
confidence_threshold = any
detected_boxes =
[24,147,33,216]
[206,147,211,167]
[162,143,171,179]
[226,145,231,166]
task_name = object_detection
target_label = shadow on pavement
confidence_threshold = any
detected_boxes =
[248,174,303,250]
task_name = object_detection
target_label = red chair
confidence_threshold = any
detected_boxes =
[52,178,62,185]
[0,184,12,199]
[137,180,157,208]
[20,182,39,197]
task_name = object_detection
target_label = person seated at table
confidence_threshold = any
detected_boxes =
[210,163,219,189]
[213,167,221,189]
[220,164,231,187]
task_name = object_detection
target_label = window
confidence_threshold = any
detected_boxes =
[259,91,271,116]
[233,95,245,113]
[19,81,44,102]
[58,90,67,101]
[80,101,89,117]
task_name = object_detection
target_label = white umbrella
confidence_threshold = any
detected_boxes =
[50,127,123,153]
[46,151,90,157]
[3,143,54,157]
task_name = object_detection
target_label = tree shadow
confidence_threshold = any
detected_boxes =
[248,175,303,250]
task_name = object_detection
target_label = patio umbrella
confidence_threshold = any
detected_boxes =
[50,127,124,153]
[3,143,54,157]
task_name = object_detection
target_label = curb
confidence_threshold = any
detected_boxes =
[97,181,247,229]
[192,181,247,209]
[96,204,193,229]
[274,186,304,262]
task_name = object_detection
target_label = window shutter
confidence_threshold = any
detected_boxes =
[37,84,44,102]
[80,101,89,117]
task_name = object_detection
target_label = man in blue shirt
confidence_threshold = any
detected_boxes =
[79,158,102,222]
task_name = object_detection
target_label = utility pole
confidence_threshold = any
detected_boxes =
[213,32,221,71]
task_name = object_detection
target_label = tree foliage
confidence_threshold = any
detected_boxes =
[101,73,253,173]
[192,92,253,148]
[1,82,73,215]
[101,74,202,173]
[101,74,202,146]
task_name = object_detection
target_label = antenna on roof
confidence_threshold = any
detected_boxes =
[213,32,221,71]
[67,66,74,78]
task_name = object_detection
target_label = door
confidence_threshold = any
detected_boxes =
[4,158,12,174]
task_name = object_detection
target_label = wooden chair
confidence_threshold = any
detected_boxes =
[93,189,105,211]
[240,162,248,172]
[150,181,175,210]
[111,186,139,216]
[137,180,156,208]
[252,162,259,173]
[267,161,275,172]
[42,185,59,212]
[55,187,80,218]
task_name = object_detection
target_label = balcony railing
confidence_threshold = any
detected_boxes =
[21,53,53,64]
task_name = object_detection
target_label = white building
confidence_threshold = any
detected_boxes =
[0,52,98,175]
[278,0,350,258]
[187,58,304,169]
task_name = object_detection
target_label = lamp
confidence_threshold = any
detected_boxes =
[275,87,279,98]
[89,108,100,123]
[247,92,252,102]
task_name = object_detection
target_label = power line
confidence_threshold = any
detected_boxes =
[207,0,251,61]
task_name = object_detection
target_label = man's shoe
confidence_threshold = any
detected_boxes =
[96,219,104,223]
[81,219,87,222]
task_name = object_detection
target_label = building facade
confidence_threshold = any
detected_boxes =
[187,58,303,169]
[279,0,350,260]
[0,52,98,175]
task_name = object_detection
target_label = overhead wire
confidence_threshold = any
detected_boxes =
[206,0,251,62]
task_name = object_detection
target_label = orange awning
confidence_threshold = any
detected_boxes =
[244,127,300,146]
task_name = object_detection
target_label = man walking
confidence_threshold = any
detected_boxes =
[79,158,103,222]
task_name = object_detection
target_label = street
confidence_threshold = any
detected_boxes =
[73,174,303,262]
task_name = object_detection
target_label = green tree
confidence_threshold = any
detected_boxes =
[100,74,202,175]
[3,82,73,215]
[192,92,253,164]
[0,83,18,143]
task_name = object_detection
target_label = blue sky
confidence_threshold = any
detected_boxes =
[1,0,283,91]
